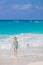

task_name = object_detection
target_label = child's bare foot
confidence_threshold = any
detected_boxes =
[14,56,18,65]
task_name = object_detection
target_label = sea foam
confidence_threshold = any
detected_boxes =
[0,33,43,50]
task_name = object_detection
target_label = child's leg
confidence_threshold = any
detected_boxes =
[14,50,18,62]
[14,50,17,57]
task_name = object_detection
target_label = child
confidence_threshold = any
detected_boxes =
[13,37,18,57]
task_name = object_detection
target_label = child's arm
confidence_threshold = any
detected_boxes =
[12,40,14,47]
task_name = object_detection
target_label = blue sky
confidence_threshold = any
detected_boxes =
[0,0,43,20]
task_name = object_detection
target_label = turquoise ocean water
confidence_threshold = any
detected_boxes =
[0,20,43,34]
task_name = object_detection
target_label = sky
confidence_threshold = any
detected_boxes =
[0,0,43,20]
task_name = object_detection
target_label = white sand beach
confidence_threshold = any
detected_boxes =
[0,47,43,65]
[27,61,43,65]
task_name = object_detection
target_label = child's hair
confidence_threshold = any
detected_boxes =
[14,37,17,40]
[14,37,17,38]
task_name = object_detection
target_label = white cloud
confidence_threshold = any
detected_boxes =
[20,4,32,10]
[36,6,43,10]
[12,4,32,10]
[12,4,43,11]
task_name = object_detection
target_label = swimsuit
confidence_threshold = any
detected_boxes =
[13,41,18,50]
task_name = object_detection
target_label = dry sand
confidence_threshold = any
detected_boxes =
[0,47,43,65]
[0,55,43,65]
[27,61,43,65]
